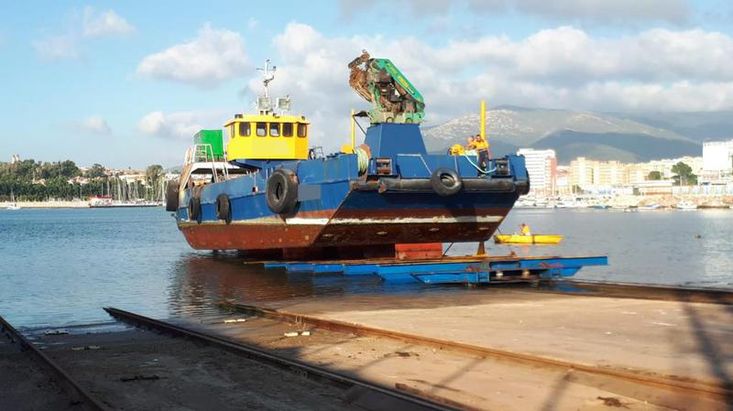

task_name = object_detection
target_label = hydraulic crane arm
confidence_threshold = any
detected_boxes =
[348,50,425,124]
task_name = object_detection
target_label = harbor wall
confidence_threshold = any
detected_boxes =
[0,201,89,208]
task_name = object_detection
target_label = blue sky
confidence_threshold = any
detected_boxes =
[1,0,732,168]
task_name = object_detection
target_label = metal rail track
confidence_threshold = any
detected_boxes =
[0,314,109,411]
[103,307,462,411]
[228,302,733,406]
[553,280,733,305]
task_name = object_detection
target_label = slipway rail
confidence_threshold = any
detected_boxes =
[556,280,733,305]
[103,307,462,411]
[0,313,109,411]
[227,302,733,407]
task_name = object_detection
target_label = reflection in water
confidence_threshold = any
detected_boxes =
[166,253,450,318]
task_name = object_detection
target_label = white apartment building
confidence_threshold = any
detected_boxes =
[567,156,703,192]
[517,148,557,195]
[702,140,733,172]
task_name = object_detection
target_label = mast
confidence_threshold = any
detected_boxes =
[256,59,276,115]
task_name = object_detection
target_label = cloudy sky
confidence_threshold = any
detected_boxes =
[1,0,732,167]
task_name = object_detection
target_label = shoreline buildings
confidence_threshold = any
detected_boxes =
[518,138,733,197]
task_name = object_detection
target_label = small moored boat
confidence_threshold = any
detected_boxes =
[675,201,697,210]
[494,234,563,245]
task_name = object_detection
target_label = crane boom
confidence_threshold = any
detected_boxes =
[348,51,425,124]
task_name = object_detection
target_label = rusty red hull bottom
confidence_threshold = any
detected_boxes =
[179,221,502,258]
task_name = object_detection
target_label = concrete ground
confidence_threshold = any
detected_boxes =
[3,289,730,410]
[200,289,731,410]
[3,326,361,411]
[262,289,733,386]
[0,336,76,411]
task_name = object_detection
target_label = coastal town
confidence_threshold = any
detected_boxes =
[1,155,175,208]
[514,138,733,209]
[3,137,733,210]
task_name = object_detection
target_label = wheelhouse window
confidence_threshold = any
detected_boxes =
[269,123,280,137]
[282,122,293,137]
[297,123,307,137]
[256,122,267,137]
[238,122,251,137]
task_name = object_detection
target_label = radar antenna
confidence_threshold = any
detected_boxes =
[256,59,277,114]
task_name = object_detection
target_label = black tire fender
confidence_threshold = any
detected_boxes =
[431,168,463,197]
[188,195,202,223]
[266,168,299,214]
[165,179,179,212]
[216,193,232,224]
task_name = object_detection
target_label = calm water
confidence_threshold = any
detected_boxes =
[1,207,732,327]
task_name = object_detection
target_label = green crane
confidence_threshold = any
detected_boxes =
[348,50,425,124]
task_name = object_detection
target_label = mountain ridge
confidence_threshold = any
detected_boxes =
[422,106,709,163]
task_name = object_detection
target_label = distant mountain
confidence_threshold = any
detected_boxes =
[422,106,703,162]
[609,111,733,143]
[533,130,701,163]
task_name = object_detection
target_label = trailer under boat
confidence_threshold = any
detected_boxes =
[259,254,609,285]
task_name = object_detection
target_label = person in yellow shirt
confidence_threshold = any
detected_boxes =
[473,134,490,169]
[520,223,531,236]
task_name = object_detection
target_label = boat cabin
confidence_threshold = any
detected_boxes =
[225,114,310,161]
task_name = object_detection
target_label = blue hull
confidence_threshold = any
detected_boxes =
[176,124,529,254]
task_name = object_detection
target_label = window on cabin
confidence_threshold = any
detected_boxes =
[256,122,267,137]
[282,123,293,137]
[238,122,251,137]
[227,125,234,140]
[269,123,280,137]
[297,123,307,137]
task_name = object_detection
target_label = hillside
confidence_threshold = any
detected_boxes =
[533,130,702,163]
[610,111,733,142]
[421,106,703,162]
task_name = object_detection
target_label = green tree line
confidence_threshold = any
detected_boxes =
[0,159,167,202]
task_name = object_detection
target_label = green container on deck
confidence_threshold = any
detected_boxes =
[194,129,224,159]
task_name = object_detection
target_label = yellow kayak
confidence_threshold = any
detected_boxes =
[494,234,563,245]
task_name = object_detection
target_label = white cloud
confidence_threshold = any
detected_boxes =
[340,0,690,25]
[82,7,135,38]
[137,24,250,87]
[77,115,112,135]
[240,22,733,152]
[33,34,79,60]
[33,7,133,61]
[485,0,690,25]
[138,110,229,139]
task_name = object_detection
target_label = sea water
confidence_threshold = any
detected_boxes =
[1,207,731,327]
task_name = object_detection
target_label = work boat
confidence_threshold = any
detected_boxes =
[167,53,530,260]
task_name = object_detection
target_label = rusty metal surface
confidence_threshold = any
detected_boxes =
[180,221,503,251]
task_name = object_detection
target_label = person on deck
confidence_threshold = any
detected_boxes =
[473,134,490,169]
[520,223,531,236]
[465,136,477,156]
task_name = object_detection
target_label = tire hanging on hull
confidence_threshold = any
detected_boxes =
[216,193,232,224]
[266,168,299,214]
[430,168,463,197]
[188,187,203,224]
[165,179,179,212]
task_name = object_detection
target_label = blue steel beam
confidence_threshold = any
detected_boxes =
[262,255,608,285]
